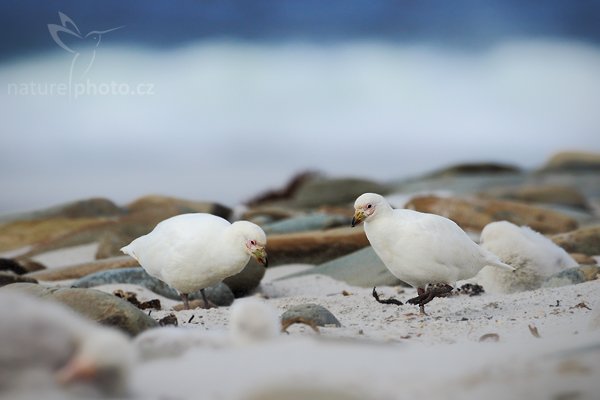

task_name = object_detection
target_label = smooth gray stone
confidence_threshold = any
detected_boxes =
[280,246,403,288]
[542,265,600,288]
[262,213,349,235]
[281,303,341,327]
[72,267,234,306]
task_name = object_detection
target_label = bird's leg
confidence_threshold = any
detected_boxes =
[200,288,210,309]
[407,285,454,315]
[407,287,428,305]
[180,293,190,310]
[372,286,403,306]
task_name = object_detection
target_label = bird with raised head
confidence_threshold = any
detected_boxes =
[352,193,514,314]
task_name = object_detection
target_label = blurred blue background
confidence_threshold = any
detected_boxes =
[1,0,600,213]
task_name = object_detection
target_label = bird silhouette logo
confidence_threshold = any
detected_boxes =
[48,12,123,86]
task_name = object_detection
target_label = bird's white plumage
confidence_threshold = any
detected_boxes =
[121,213,265,294]
[355,193,513,289]
[475,221,578,293]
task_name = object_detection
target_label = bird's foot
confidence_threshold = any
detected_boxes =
[407,284,454,314]
[372,286,403,306]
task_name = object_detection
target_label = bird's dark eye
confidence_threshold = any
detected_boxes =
[250,240,256,246]
[367,204,372,209]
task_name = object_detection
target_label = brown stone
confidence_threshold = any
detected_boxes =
[569,253,597,265]
[480,185,589,210]
[266,227,370,266]
[126,195,231,219]
[0,217,111,253]
[26,256,139,281]
[405,196,578,234]
[551,225,600,256]
[0,272,38,287]
[2,282,157,335]
[540,151,600,171]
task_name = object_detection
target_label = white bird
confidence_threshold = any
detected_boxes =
[475,221,578,293]
[0,290,134,397]
[121,213,268,309]
[352,193,514,314]
[228,298,280,346]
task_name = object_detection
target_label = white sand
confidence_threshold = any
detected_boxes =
[80,265,600,399]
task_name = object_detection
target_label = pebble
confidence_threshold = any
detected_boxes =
[281,303,341,327]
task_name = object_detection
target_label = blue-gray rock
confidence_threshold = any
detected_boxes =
[292,177,390,208]
[2,282,157,336]
[72,268,234,306]
[281,303,341,327]
[223,258,265,297]
[0,197,122,223]
[542,265,600,288]
[280,246,404,288]
[262,213,349,235]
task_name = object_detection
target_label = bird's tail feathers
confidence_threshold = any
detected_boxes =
[120,244,138,262]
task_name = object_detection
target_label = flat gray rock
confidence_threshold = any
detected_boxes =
[72,267,234,306]
[280,246,403,288]
[262,213,349,235]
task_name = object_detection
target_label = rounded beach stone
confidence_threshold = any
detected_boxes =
[542,265,600,288]
[281,303,341,327]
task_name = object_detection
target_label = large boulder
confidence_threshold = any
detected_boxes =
[262,213,349,235]
[0,258,45,275]
[405,196,578,234]
[126,195,231,219]
[0,198,122,223]
[0,272,38,287]
[540,151,600,172]
[551,225,600,256]
[26,256,139,281]
[291,178,390,208]
[0,217,110,253]
[267,227,370,266]
[479,185,589,210]
[2,282,157,335]
[280,246,402,287]
[426,163,521,178]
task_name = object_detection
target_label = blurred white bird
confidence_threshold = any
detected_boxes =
[0,290,134,397]
[475,221,578,293]
[352,193,514,314]
[121,213,268,309]
[134,298,280,360]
